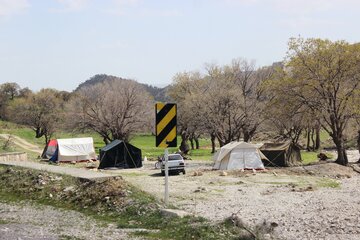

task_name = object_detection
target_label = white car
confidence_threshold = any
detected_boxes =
[161,153,186,175]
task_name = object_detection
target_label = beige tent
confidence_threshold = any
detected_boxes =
[54,138,96,162]
[213,142,266,170]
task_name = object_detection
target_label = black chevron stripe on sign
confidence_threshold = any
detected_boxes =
[155,103,177,148]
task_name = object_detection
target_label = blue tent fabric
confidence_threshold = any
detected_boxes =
[49,148,59,162]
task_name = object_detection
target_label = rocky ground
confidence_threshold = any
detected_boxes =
[0,201,141,240]
[117,150,360,240]
[1,142,360,239]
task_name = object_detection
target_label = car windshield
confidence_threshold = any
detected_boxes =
[168,154,183,161]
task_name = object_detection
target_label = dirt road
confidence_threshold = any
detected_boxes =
[0,134,42,154]
[0,160,118,180]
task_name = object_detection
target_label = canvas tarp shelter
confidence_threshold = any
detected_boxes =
[213,141,266,170]
[259,141,301,167]
[98,140,142,169]
[42,138,96,162]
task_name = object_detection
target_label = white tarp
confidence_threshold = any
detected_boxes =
[213,141,265,170]
[57,137,96,162]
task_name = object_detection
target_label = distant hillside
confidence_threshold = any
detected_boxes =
[75,74,169,102]
[143,84,171,102]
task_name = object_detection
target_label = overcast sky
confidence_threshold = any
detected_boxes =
[1,0,360,91]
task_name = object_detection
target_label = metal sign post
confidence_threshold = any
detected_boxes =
[164,148,169,205]
[155,102,177,206]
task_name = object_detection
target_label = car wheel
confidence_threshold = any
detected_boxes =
[161,170,165,176]
[182,170,186,175]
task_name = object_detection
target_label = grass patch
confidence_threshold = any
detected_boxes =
[248,174,341,190]
[212,188,226,193]
[130,134,178,160]
[316,178,340,188]
[0,219,13,224]
[301,151,335,165]
[295,176,340,189]
[301,151,319,165]
[59,235,85,240]
[0,138,15,153]
[186,148,214,161]
[0,137,39,160]
[130,135,213,161]
[258,181,294,185]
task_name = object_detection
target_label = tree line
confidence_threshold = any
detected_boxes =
[0,37,359,165]
[0,79,153,145]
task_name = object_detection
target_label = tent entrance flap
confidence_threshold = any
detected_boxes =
[259,142,301,167]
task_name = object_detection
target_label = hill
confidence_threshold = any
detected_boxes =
[75,74,169,102]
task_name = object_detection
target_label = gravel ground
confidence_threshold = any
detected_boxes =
[118,150,360,240]
[0,201,141,240]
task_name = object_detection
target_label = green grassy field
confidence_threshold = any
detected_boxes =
[0,120,215,160]
[131,134,215,160]
[1,120,326,163]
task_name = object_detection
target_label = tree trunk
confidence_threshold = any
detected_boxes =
[103,137,110,145]
[211,133,216,154]
[310,128,315,151]
[195,137,200,149]
[357,130,360,162]
[243,126,257,143]
[35,127,44,138]
[315,126,321,150]
[306,129,311,151]
[243,131,250,143]
[189,137,195,150]
[180,133,190,154]
[217,136,225,147]
[335,140,348,165]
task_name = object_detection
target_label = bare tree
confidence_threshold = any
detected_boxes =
[169,59,271,152]
[224,59,272,142]
[67,79,152,143]
[9,89,62,143]
[168,71,205,153]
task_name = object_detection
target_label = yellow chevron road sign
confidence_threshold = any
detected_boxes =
[155,103,177,148]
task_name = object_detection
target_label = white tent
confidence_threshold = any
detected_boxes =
[213,142,266,170]
[57,138,96,162]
